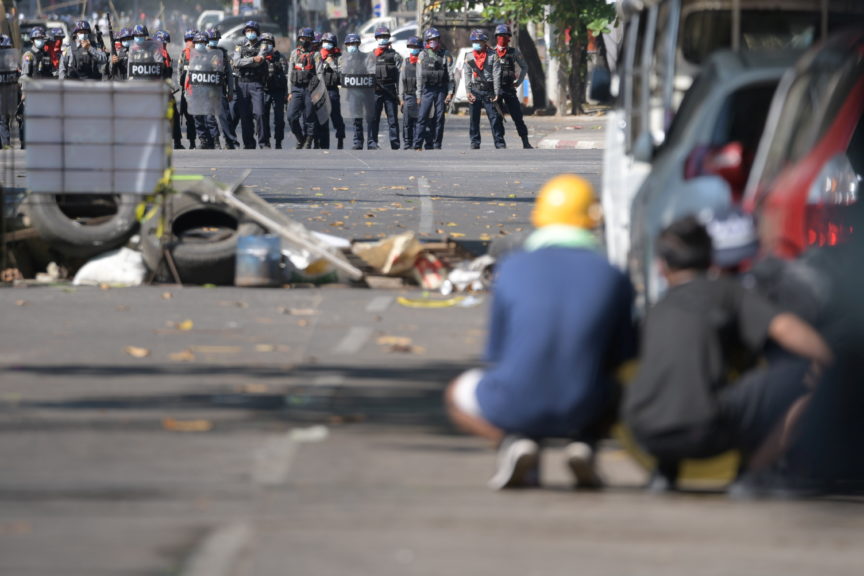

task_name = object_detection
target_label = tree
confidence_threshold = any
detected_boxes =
[442,0,615,115]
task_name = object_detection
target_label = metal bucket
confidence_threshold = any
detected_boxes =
[235,234,282,287]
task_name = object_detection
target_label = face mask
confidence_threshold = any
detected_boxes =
[322,42,334,50]
[77,33,89,42]
[377,38,389,46]
[261,44,273,53]
[299,39,310,49]
[428,40,439,50]
[194,43,206,51]
[121,40,130,48]
[347,45,358,53]
[410,48,420,56]
[134,36,144,44]
[34,40,44,49]
[208,40,218,47]
[472,43,483,51]
[497,36,510,47]
[245,32,257,41]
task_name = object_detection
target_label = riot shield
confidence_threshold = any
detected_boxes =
[309,74,331,126]
[127,40,164,81]
[0,49,20,116]
[187,49,224,116]
[339,51,375,121]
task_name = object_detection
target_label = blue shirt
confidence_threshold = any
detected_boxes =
[477,247,636,438]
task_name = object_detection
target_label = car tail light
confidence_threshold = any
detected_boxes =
[805,153,859,247]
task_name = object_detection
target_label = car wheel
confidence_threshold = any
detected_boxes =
[141,193,265,285]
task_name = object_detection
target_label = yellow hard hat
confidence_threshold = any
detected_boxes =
[531,174,601,229]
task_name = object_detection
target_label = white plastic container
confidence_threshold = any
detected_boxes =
[23,79,171,196]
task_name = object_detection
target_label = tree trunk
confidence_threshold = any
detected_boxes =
[569,27,585,115]
[517,24,547,112]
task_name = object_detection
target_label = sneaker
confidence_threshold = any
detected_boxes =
[488,436,540,490]
[565,442,603,489]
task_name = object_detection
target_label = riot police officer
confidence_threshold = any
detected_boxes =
[155,30,184,150]
[400,36,432,150]
[414,27,454,150]
[318,32,344,149]
[463,29,504,149]
[178,29,198,149]
[233,20,269,149]
[494,25,532,149]
[49,28,65,72]
[287,27,317,149]
[111,27,132,80]
[342,33,371,150]
[205,28,238,150]
[367,26,401,150]
[260,32,287,149]
[59,20,107,80]
[0,34,19,149]
[21,27,55,79]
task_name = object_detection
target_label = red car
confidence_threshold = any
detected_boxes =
[744,28,863,259]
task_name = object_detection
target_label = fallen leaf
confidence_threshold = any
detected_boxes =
[125,346,151,358]
[446,222,458,227]
[98,283,111,291]
[255,344,276,352]
[297,319,310,327]
[190,345,242,354]
[333,186,350,191]
[450,232,466,238]
[15,300,27,307]
[311,186,321,191]
[161,292,173,300]
[162,418,212,432]
[169,350,196,362]
[284,308,318,316]
[330,221,345,227]
[237,383,269,394]
[389,185,408,190]
[506,194,517,198]
[178,319,194,331]
[115,305,130,311]
[364,213,375,218]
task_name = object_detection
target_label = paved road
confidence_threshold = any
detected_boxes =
[2,115,863,575]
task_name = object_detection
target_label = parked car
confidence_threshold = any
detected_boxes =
[628,49,800,308]
[197,10,226,32]
[744,27,864,260]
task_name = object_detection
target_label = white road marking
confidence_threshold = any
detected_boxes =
[313,374,346,387]
[366,296,393,313]
[253,434,298,486]
[180,522,253,576]
[333,326,373,355]
[417,175,434,234]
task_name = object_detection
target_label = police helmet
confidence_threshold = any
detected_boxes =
[0,34,12,48]
[374,26,391,38]
[155,30,170,44]
[51,27,65,39]
[73,20,92,34]
[244,21,260,34]
[184,28,197,41]
[495,24,511,37]
[344,33,361,45]
[469,29,488,43]
[423,28,441,41]
[205,28,221,41]
[131,24,149,37]
[259,32,275,45]
[321,32,337,45]
[313,33,323,45]
[298,27,314,40]
[29,27,47,40]
[117,27,132,40]
[406,36,422,49]
[192,32,207,44]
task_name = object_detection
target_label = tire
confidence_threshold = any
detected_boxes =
[141,193,265,286]
[23,194,139,258]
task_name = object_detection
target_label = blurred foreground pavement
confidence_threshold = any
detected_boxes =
[1,285,863,576]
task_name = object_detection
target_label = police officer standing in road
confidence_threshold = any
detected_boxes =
[22,27,55,80]
[413,28,454,151]
[111,27,132,80]
[155,30,185,151]
[400,36,427,150]
[494,25,532,149]
[260,32,287,149]
[367,26,401,150]
[463,29,505,149]
[287,27,318,149]
[59,21,107,80]
[318,32,345,149]
[178,29,198,149]
[206,28,239,150]
[233,21,269,149]
[0,35,20,149]
[49,28,65,73]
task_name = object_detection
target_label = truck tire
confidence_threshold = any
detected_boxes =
[23,193,139,258]
[141,193,265,285]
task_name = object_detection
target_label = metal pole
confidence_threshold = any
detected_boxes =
[732,0,740,51]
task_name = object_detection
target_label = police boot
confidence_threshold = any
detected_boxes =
[303,136,314,149]
[275,140,282,150]
[189,140,196,150]
[521,135,533,149]
[337,138,344,150]
[174,140,185,150]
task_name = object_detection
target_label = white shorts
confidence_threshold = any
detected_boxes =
[452,368,485,419]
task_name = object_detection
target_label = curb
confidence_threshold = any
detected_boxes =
[536,139,604,150]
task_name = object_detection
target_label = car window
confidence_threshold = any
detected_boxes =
[847,101,864,175]
[660,63,715,150]
[710,81,778,149]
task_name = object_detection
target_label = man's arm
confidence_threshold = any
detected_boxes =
[513,47,528,88]
[768,313,834,366]
[445,52,455,100]
[491,52,502,98]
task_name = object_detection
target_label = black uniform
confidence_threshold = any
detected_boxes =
[495,45,531,148]
[286,47,317,148]
[463,48,505,149]
[368,47,401,149]
[263,49,288,148]
[59,42,107,79]
[178,46,197,148]
[318,48,345,149]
